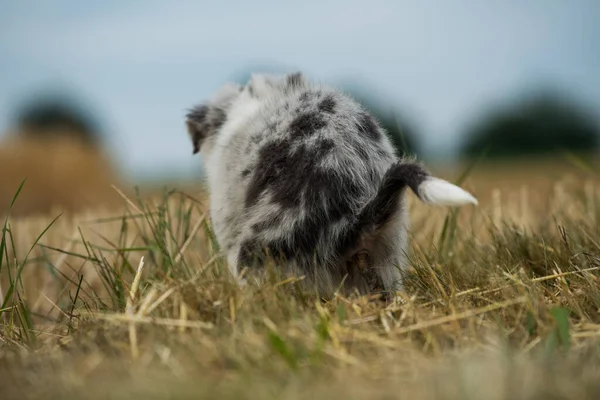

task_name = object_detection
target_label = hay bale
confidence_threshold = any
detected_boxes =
[0,134,125,216]
[0,94,127,216]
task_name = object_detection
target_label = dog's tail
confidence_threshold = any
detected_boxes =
[337,161,477,257]
[369,161,477,210]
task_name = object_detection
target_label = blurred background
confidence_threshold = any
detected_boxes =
[1,0,599,216]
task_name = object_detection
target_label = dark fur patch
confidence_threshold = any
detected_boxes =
[238,239,265,267]
[241,212,337,270]
[365,162,428,226]
[250,174,363,267]
[245,138,336,209]
[286,72,304,88]
[268,216,327,264]
[241,168,252,178]
[356,113,381,141]
[318,95,336,114]
[242,136,366,272]
[289,111,327,138]
[334,161,429,258]
[251,212,284,233]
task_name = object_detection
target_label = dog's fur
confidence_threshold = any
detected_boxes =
[185,72,477,296]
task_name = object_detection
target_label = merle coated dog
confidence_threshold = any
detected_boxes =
[185,72,477,296]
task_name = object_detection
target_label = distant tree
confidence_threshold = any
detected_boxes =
[12,95,102,146]
[1,92,122,217]
[460,90,600,158]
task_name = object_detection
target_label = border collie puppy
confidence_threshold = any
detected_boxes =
[185,72,477,296]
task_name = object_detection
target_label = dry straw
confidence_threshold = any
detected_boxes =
[1,159,599,399]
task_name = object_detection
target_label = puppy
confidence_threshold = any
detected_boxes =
[185,72,477,296]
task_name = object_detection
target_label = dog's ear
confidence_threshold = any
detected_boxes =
[186,105,228,154]
[186,105,208,154]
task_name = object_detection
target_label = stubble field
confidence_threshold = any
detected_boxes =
[1,156,599,400]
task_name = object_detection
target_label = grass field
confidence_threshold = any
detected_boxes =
[1,157,600,400]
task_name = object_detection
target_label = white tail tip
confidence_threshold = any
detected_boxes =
[418,178,478,206]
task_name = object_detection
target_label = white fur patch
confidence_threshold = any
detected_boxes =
[203,93,263,227]
[215,94,261,150]
[205,93,261,184]
[417,178,478,206]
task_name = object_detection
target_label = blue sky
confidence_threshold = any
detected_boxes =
[1,1,599,181]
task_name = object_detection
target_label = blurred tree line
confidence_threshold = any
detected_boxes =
[0,92,123,217]
[10,72,598,166]
[461,90,600,159]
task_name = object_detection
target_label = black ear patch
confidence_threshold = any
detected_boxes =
[186,105,208,154]
[185,105,227,154]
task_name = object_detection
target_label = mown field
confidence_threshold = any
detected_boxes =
[1,156,600,400]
